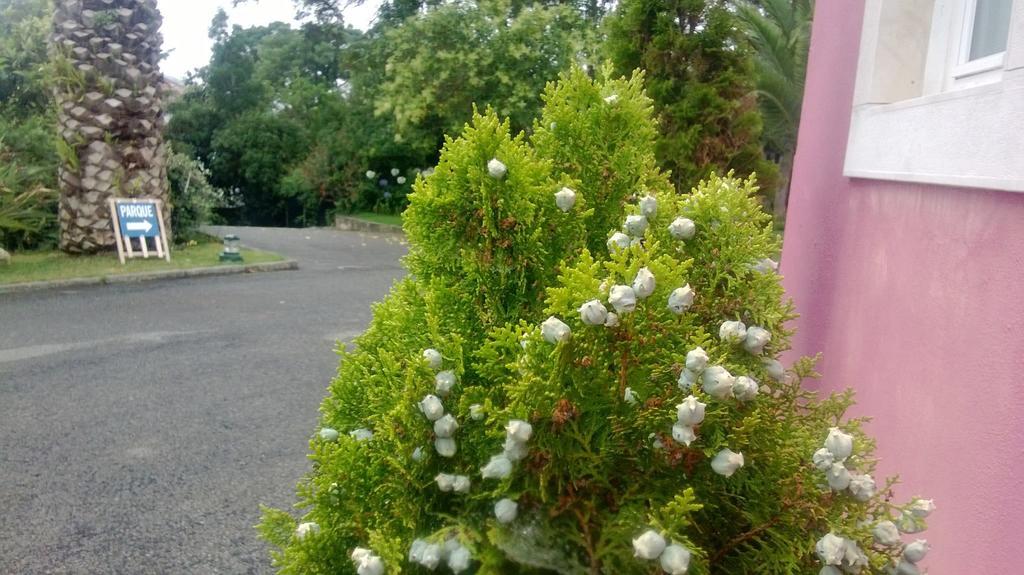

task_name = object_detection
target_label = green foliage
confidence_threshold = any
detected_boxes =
[0,0,59,250]
[531,67,665,255]
[90,9,119,29]
[0,113,58,189]
[403,110,588,335]
[167,0,801,229]
[296,0,614,28]
[208,110,309,225]
[0,0,53,116]
[0,117,58,249]
[50,50,88,99]
[166,15,424,223]
[734,0,813,218]
[375,1,592,144]
[167,148,224,243]
[262,74,929,575]
[277,100,426,224]
[734,0,813,159]
[0,164,56,250]
[169,1,614,225]
[605,0,778,195]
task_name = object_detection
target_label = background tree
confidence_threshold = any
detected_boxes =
[166,17,282,163]
[167,14,390,225]
[170,1,606,226]
[209,110,309,225]
[51,0,170,253]
[375,1,592,148]
[166,148,224,242]
[1,0,52,115]
[605,0,778,196]
[293,0,614,26]
[734,0,813,220]
[166,0,799,230]
[0,0,60,250]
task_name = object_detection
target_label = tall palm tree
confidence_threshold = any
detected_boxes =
[734,0,813,220]
[51,0,169,253]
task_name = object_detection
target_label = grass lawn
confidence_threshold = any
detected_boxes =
[0,239,284,286]
[350,212,403,227]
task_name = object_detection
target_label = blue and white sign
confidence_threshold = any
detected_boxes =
[109,197,170,264]
[116,201,161,238]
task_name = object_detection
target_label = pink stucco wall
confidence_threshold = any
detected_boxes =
[780,1,1024,572]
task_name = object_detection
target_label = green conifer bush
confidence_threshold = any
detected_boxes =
[260,71,934,575]
[530,68,665,255]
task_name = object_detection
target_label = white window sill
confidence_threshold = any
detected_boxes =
[844,71,1024,193]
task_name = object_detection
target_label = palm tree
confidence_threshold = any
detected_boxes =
[51,0,169,253]
[734,0,813,221]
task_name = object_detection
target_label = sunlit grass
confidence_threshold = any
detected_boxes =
[350,212,403,227]
[0,239,283,286]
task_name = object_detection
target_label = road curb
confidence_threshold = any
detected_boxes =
[0,259,299,295]
[335,215,404,234]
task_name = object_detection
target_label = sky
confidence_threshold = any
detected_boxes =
[158,0,381,80]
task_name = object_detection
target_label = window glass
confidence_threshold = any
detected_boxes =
[969,0,1013,60]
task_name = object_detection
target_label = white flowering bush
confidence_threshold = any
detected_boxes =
[260,71,933,574]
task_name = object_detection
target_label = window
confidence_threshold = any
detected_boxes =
[843,0,1024,193]
[952,0,1014,84]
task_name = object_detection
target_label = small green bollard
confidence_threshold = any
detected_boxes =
[219,234,244,263]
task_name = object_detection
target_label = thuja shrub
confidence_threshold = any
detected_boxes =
[260,72,934,575]
[402,110,587,335]
[530,67,666,256]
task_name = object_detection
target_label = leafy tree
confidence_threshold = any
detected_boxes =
[278,94,424,224]
[167,18,282,162]
[734,0,813,219]
[0,0,59,250]
[260,72,934,575]
[167,15,373,225]
[605,0,778,195]
[374,1,593,153]
[167,147,224,242]
[172,0,606,225]
[209,110,308,225]
[0,0,53,116]
[0,112,57,193]
[295,0,614,26]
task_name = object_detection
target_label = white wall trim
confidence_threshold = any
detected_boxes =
[846,0,1024,193]
[845,73,1024,193]
[843,169,1024,193]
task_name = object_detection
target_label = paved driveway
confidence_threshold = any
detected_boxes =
[0,226,406,574]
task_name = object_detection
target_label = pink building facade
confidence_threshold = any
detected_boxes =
[781,0,1024,572]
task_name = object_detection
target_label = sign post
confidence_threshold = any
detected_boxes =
[109,198,171,264]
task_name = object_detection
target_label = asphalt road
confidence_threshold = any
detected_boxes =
[0,226,407,574]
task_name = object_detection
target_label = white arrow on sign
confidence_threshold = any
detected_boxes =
[126,220,154,233]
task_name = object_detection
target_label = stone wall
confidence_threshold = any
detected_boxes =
[52,0,169,253]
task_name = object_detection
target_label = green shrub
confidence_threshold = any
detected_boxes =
[261,71,933,575]
[167,148,224,243]
[0,123,58,250]
[0,173,56,250]
[531,67,666,256]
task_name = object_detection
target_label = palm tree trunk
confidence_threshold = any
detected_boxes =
[52,0,169,253]
[773,149,794,223]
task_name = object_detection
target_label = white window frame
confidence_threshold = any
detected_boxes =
[950,0,1009,86]
[844,0,1024,193]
